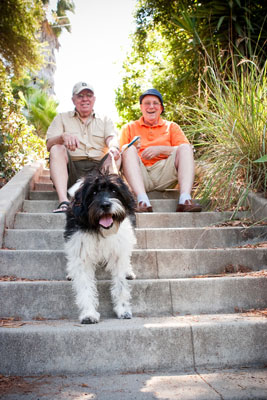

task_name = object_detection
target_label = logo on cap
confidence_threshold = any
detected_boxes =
[72,81,94,96]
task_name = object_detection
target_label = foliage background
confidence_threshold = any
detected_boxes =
[115,0,267,208]
[0,0,74,186]
[0,64,46,184]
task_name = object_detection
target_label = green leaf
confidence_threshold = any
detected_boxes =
[254,155,267,163]
[217,16,226,31]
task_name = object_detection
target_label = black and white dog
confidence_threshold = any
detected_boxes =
[64,171,136,324]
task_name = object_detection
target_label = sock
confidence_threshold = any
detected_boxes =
[179,193,191,204]
[137,193,151,207]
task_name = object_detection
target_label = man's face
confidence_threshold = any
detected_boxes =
[72,89,96,117]
[140,95,163,126]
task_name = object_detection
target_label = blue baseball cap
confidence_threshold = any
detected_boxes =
[139,89,164,107]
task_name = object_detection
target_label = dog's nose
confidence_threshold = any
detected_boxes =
[101,201,111,211]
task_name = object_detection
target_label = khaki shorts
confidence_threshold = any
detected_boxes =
[67,155,101,188]
[140,148,178,192]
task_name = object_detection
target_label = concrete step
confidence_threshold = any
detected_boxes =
[14,210,250,229]
[0,314,266,375]
[34,182,55,191]
[41,169,50,176]
[1,276,266,319]
[37,174,53,183]
[3,226,267,250]
[29,189,181,200]
[29,190,58,200]
[32,183,183,198]
[26,196,206,212]
[2,367,267,399]
[1,248,266,281]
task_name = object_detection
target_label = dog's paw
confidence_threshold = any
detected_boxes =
[81,317,98,324]
[117,310,132,319]
[126,271,136,280]
[80,311,100,324]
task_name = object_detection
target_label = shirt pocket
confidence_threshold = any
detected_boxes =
[91,130,105,149]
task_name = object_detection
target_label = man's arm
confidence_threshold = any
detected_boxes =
[119,124,132,149]
[46,134,80,152]
[106,135,120,161]
[46,113,80,152]
[141,145,173,160]
[46,135,64,152]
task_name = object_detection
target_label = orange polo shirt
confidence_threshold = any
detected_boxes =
[120,117,189,167]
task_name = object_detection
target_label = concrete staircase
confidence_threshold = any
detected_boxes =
[1,169,267,376]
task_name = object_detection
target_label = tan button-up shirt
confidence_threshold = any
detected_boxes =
[46,110,118,160]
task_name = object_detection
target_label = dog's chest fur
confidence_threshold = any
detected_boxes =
[66,217,136,265]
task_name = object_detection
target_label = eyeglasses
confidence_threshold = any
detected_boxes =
[142,101,161,107]
[76,93,94,99]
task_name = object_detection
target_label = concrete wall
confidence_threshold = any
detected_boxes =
[247,192,267,222]
[0,162,45,247]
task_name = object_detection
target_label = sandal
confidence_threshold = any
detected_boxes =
[137,201,153,213]
[176,199,202,213]
[53,201,70,213]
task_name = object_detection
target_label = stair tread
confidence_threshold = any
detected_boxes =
[1,312,267,329]
[1,275,266,320]
[1,367,266,400]
[1,311,266,375]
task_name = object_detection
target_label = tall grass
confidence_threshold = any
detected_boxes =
[184,60,267,210]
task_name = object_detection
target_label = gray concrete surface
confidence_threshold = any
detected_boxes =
[0,247,266,280]
[3,226,267,250]
[0,162,44,246]
[1,165,267,384]
[1,276,267,319]
[15,209,250,228]
[1,367,267,399]
[0,315,266,376]
[248,191,267,221]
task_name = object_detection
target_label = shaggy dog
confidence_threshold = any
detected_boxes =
[64,171,136,324]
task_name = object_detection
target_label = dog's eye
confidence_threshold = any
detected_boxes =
[112,189,117,194]
[93,191,97,195]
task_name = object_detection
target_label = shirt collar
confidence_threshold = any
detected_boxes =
[139,116,164,127]
[72,109,96,119]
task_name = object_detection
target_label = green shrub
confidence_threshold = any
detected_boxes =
[183,61,267,210]
[0,64,46,184]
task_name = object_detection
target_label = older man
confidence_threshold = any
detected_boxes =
[120,88,202,212]
[46,82,120,213]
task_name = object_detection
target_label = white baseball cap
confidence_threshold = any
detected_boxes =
[72,82,94,96]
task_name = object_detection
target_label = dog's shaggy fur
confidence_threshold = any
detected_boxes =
[64,171,136,324]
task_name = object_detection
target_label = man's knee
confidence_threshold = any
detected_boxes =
[49,144,68,162]
[122,145,139,161]
[176,143,193,154]
[175,144,194,169]
[175,143,194,160]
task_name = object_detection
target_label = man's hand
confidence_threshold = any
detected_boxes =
[141,146,162,160]
[62,134,80,151]
[108,146,121,161]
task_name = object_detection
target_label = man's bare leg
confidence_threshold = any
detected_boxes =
[49,144,69,204]
[175,143,195,202]
[175,143,202,211]
[122,146,152,210]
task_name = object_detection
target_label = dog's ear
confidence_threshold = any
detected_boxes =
[72,177,96,218]
[71,185,84,217]
[116,176,136,213]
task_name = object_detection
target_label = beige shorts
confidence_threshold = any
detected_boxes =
[140,148,178,192]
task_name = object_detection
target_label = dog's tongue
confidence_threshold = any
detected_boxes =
[99,214,113,228]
